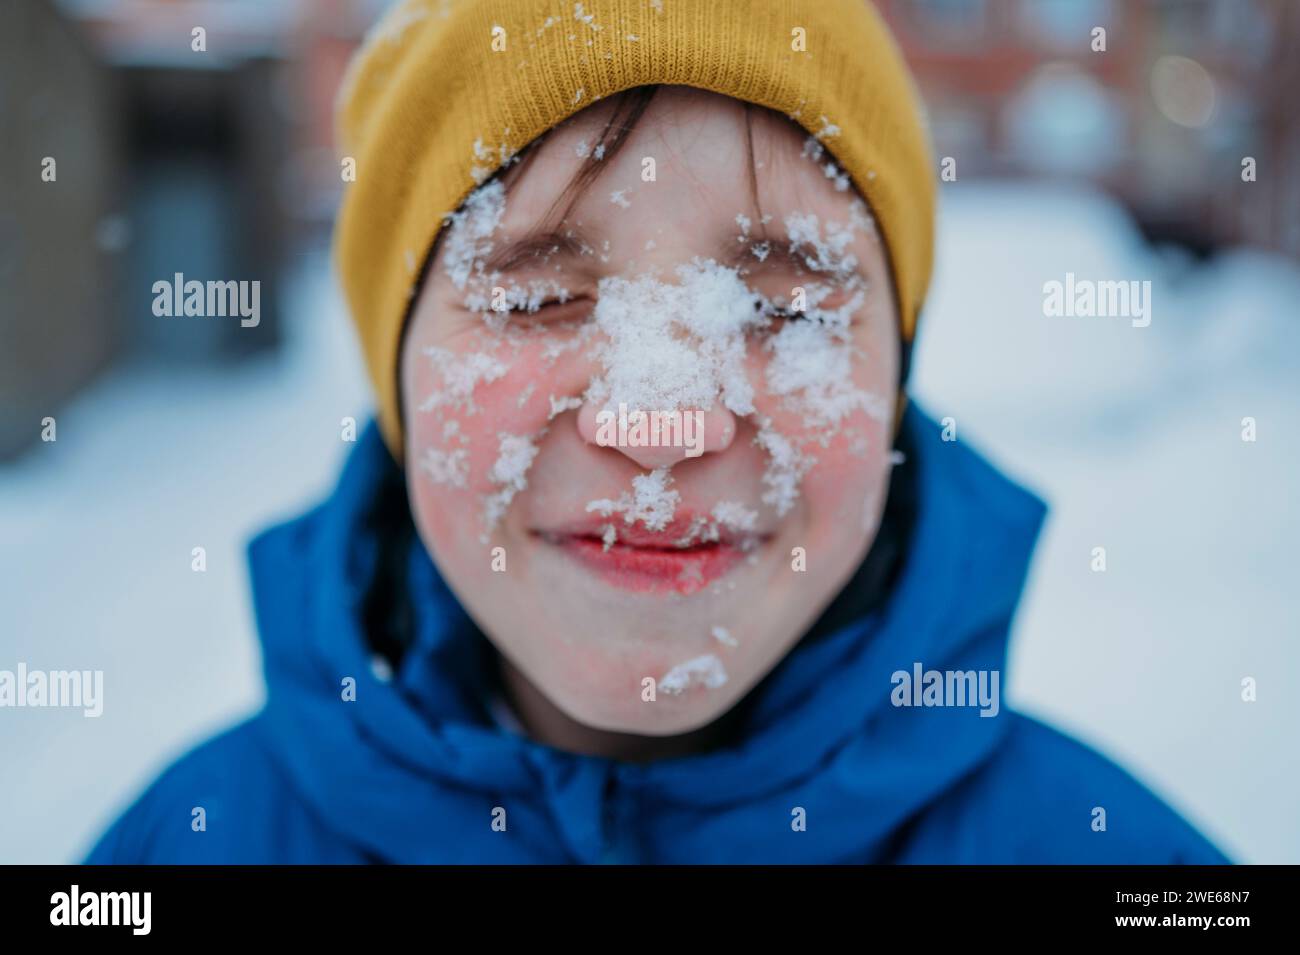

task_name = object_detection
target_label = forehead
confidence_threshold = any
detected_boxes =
[494,86,852,244]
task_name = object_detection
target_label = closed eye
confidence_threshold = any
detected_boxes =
[498,296,592,321]
[755,299,811,322]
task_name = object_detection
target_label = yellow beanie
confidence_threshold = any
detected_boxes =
[334,0,935,457]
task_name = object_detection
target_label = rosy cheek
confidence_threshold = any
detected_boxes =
[406,329,583,539]
[744,325,892,501]
[803,421,890,501]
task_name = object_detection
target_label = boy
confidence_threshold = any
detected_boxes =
[88,0,1227,863]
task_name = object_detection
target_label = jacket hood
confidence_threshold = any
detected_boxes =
[249,403,1046,863]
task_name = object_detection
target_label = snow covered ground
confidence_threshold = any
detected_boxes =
[911,183,1300,864]
[0,237,371,863]
[2,184,1296,863]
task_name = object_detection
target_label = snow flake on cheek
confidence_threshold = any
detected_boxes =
[481,430,542,541]
[711,625,738,648]
[765,314,889,432]
[418,347,509,415]
[420,445,470,489]
[753,419,814,517]
[414,342,558,537]
[413,340,516,500]
[784,210,859,278]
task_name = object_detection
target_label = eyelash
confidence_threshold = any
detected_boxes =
[497,297,582,313]
[498,302,821,326]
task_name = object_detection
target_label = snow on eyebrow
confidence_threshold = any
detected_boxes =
[784,212,859,276]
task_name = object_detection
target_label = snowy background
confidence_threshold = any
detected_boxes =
[2,183,1297,864]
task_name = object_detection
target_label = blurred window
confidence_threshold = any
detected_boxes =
[1018,0,1113,50]
[1003,63,1126,176]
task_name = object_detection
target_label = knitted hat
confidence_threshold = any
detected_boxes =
[334,0,935,457]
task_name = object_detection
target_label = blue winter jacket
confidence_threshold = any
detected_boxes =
[86,405,1229,863]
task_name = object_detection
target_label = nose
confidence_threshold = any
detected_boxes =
[576,399,737,470]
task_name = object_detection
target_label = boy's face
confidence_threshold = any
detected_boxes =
[399,87,899,735]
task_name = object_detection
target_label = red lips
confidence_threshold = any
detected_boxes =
[535,515,767,595]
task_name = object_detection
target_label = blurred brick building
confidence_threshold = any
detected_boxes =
[877,0,1300,256]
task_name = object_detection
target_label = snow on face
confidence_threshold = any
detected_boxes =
[584,259,766,416]
[658,654,728,695]
[585,467,680,531]
[413,148,884,539]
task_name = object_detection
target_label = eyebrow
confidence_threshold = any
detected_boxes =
[718,236,810,273]
[480,228,594,273]
[479,224,843,277]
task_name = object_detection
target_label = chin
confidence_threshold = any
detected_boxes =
[576,698,733,737]
[547,662,748,737]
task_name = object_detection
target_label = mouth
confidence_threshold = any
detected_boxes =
[532,515,772,595]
